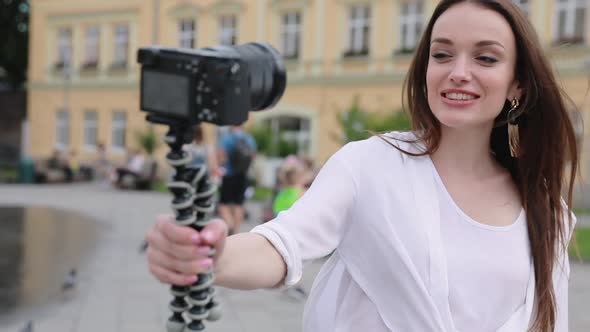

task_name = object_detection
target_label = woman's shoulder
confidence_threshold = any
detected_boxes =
[338,131,420,158]
[328,131,423,174]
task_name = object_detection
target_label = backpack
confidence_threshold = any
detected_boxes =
[229,136,254,175]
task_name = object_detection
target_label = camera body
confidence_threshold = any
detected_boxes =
[138,43,286,127]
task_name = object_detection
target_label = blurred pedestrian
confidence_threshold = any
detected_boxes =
[273,156,306,217]
[217,125,257,234]
[184,124,221,181]
[112,149,145,188]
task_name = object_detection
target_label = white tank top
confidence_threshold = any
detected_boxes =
[433,169,532,332]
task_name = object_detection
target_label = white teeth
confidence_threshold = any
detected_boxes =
[444,92,476,100]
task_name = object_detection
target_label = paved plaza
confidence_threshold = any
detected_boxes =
[0,183,588,332]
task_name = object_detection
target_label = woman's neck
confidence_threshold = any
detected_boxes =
[431,125,499,178]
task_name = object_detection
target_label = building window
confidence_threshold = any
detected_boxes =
[280,12,301,59]
[512,0,530,17]
[263,116,311,156]
[84,110,98,149]
[219,15,237,46]
[56,110,70,148]
[84,26,100,69]
[398,1,424,53]
[345,5,370,57]
[56,27,72,70]
[113,24,129,67]
[178,19,196,48]
[555,0,587,44]
[112,111,127,150]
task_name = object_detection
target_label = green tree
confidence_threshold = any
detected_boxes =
[0,0,29,90]
[335,97,411,144]
[135,125,160,156]
[249,122,272,156]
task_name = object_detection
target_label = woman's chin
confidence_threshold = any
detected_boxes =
[437,117,493,131]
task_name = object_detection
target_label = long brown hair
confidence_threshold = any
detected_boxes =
[397,1,579,330]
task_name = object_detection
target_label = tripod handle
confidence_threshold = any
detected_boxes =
[163,128,221,332]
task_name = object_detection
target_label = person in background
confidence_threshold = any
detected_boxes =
[96,143,112,184]
[272,156,307,217]
[66,149,79,181]
[112,149,145,188]
[184,124,221,182]
[217,125,257,235]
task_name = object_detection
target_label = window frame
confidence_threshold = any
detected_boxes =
[55,110,70,149]
[83,110,98,151]
[344,4,371,57]
[178,19,196,48]
[113,24,129,67]
[553,0,587,44]
[84,25,100,69]
[280,11,302,59]
[56,27,73,70]
[512,0,530,17]
[111,111,127,151]
[398,1,424,53]
[218,15,237,46]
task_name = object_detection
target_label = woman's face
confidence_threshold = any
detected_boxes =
[426,3,521,131]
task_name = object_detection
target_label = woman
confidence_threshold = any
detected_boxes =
[145,1,578,331]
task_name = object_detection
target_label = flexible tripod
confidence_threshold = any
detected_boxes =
[159,123,221,332]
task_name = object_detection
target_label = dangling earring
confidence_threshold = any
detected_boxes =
[507,98,520,158]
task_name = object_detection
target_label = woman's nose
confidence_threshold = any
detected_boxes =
[449,56,472,83]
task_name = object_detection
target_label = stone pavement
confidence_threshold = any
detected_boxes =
[0,183,322,332]
[0,183,588,331]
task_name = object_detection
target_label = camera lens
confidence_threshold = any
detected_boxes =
[235,42,287,111]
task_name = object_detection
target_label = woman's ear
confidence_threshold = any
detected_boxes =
[509,80,523,101]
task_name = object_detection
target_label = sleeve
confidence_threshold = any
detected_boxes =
[250,146,358,287]
[554,210,576,332]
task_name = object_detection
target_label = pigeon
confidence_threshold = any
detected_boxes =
[19,320,33,332]
[61,269,77,292]
[139,239,149,253]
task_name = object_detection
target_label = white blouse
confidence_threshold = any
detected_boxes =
[251,133,573,332]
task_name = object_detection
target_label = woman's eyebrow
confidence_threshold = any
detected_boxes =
[475,40,506,50]
[431,37,506,50]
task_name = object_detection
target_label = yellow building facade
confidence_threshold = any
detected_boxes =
[27,0,590,186]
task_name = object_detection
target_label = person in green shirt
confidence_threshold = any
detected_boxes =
[272,160,306,217]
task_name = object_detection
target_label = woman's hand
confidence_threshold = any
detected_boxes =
[146,215,228,286]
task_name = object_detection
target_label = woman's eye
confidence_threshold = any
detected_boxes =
[477,56,498,64]
[431,52,449,59]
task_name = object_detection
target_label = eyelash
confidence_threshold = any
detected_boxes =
[430,53,499,64]
[476,56,498,64]
[431,52,449,59]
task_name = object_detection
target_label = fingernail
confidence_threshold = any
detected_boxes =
[201,231,213,242]
[186,275,198,283]
[200,259,213,268]
[191,234,200,244]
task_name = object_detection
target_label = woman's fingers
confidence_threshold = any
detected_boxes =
[147,226,205,261]
[146,215,228,286]
[147,246,213,276]
[199,218,228,262]
[148,263,197,286]
[156,215,201,245]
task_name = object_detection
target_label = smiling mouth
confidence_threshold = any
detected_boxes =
[441,92,480,101]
